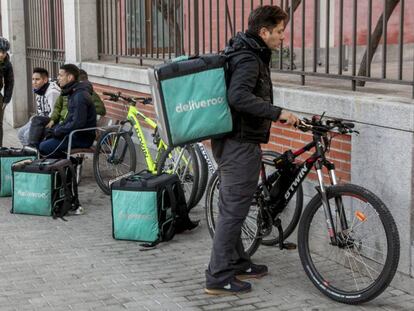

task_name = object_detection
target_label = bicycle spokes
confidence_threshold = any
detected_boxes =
[307,194,389,293]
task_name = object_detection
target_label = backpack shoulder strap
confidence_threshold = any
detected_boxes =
[160,182,177,241]
[225,49,261,64]
[139,180,177,249]
[224,49,261,85]
[52,164,79,220]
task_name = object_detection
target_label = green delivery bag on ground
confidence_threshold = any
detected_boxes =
[0,147,36,197]
[111,172,198,246]
[148,54,233,147]
[11,158,79,218]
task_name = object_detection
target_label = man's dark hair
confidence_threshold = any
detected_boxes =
[247,5,288,35]
[33,67,49,78]
[60,63,80,81]
[79,69,88,81]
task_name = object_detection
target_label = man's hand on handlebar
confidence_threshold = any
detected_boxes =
[278,111,300,127]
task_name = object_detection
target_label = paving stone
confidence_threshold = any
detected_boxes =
[0,124,413,310]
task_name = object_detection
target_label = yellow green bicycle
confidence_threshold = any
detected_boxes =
[93,91,199,208]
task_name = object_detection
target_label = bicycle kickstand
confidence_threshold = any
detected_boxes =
[274,218,297,250]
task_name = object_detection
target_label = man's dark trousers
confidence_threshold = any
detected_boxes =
[206,138,262,287]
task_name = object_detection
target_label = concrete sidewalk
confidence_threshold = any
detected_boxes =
[0,122,413,311]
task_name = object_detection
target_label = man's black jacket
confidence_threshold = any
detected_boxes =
[54,81,97,144]
[0,54,14,104]
[225,31,282,144]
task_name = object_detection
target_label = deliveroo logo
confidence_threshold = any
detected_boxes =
[175,96,225,113]
[118,210,155,221]
[17,190,48,199]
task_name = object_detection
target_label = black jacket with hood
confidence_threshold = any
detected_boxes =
[224,31,282,144]
[0,54,14,104]
[54,80,96,144]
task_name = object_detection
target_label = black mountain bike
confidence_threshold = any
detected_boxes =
[205,116,400,304]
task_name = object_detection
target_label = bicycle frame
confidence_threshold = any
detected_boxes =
[111,103,192,175]
[128,105,167,172]
[262,132,346,246]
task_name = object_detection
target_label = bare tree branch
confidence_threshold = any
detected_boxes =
[357,0,400,86]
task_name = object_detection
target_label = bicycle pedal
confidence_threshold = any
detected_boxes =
[281,242,297,250]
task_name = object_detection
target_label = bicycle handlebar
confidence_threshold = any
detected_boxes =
[103,91,152,105]
[296,117,358,135]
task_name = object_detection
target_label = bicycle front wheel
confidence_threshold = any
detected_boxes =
[298,184,400,304]
[93,129,136,195]
[157,145,199,210]
[205,171,262,257]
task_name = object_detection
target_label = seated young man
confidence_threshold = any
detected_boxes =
[39,64,96,158]
[18,67,60,145]
[46,68,106,129]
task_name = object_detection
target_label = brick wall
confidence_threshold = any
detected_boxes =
[94,82,351,183]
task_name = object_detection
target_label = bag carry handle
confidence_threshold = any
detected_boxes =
[170,54,213,73]
[119,170,150,187]
[38,158,60,170]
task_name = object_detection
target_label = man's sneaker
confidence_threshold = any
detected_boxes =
[69,206,84,216]
[23,145,38,153]
[235,263,268,280]
[205,278,251,295]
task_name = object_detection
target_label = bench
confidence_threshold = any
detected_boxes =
[65,116,118,183]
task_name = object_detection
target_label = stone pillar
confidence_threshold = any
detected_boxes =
[63,0,98,64]
[1,0,29,127]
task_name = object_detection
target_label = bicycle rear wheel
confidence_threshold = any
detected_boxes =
[93,129,136,195]
[205,171,262,256]
[298,184,400,304]
[157,145,199,210]
[260,151,304,246]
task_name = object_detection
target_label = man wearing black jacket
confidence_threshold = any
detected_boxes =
[205,6,299,295]
[39,64,96,158]
[0,37,14,147]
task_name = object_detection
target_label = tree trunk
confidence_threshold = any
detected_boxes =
[357,0,400,86]
[285,0,302,25]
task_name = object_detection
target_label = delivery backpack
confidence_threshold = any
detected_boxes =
[148,54,234,147]
[0,147,37,197]
[11,158,80,219]
[27,116,50,146]
[111,172,199,247]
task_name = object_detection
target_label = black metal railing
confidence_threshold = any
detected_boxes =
[97,0,414,98]
[24,0,65,112]
[0,1,2,37]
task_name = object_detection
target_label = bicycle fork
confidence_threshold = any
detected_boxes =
[315,161,348,246]
[109,124,131,164]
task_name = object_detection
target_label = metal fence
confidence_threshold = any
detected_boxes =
[24,0,65,112]
[97,0,414,97]
[0,1,2,37]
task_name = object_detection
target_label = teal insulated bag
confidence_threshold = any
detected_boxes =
[111,173,179,244]
[148,54,233,147]
[11,159,79,218]
[0,147,36,197]
[111,172,199,246]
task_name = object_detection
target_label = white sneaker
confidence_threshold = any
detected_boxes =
[73,206,84,215]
